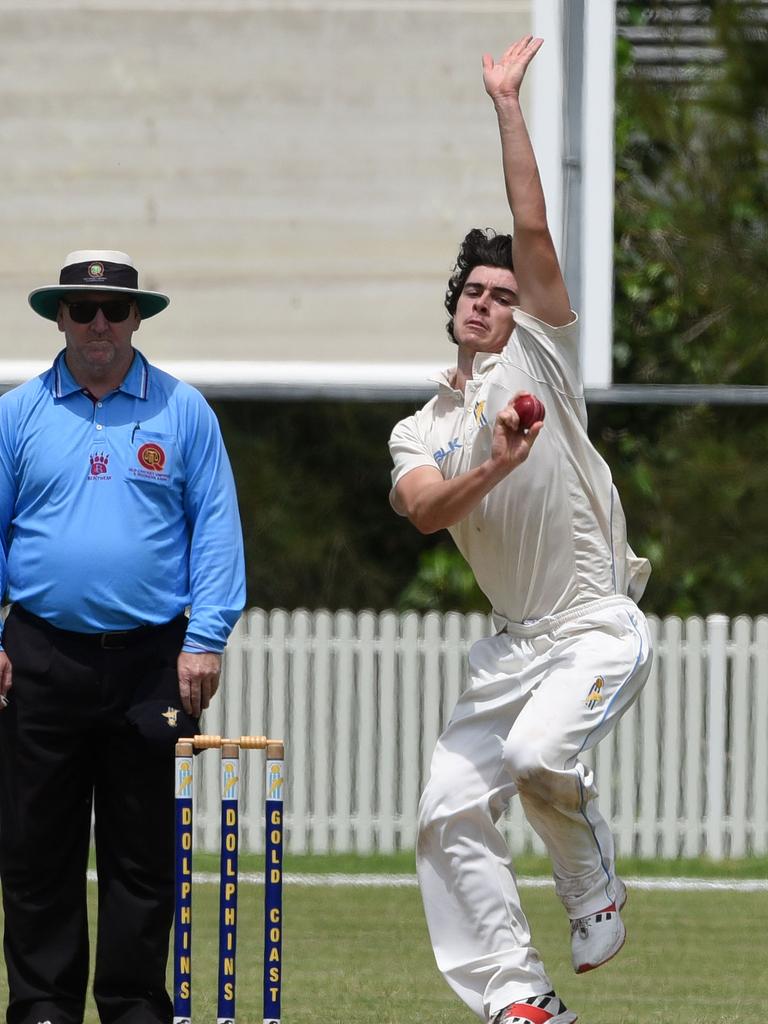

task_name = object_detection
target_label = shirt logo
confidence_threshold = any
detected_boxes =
[89,452,109,476]
[137,442,166,471]
[162,706,179,728]
[473,400,489,427]
[434,438,462,465]
[586,676,605,710]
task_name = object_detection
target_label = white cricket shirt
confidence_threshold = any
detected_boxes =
[389,308,650,624]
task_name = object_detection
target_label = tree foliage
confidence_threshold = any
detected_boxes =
[612,3,768,386]
[212,399,444,611]
[591,1,768,617]
[396,546,486,614]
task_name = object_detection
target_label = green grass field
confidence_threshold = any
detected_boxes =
[1,854,766,1023]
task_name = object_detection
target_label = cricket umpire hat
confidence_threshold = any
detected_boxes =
[28,249,170,321]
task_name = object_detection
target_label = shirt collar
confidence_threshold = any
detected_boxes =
[472,349,503,376]
[431,349,504,396]
[119,350,150,398]
[431,367,460,394]
[51,349,150,400]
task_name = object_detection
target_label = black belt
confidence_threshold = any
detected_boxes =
[11,604,187,650]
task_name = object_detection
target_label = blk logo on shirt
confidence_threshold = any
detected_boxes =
[434,438,462,465]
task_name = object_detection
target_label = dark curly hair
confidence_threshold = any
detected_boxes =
[444,228,514,344]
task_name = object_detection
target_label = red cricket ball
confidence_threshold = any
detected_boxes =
[513,393,546,430]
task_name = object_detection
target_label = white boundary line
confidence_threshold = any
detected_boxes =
[85,870,768,892]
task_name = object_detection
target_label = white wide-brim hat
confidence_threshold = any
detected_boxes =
[28,250,170,321]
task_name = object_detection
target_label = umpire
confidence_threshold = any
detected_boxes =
[0,250,246,1024]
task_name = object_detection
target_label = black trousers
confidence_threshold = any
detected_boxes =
[0,606,193,1024]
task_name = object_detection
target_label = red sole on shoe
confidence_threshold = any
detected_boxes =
[575,928,627,974]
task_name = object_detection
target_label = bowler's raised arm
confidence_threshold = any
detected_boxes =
[483,35,572,327]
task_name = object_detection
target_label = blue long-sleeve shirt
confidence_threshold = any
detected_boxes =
[0,349,245,652]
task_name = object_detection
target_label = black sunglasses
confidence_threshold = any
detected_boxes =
[63,299,135,324]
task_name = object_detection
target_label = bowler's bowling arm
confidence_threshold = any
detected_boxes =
[483,38,571,327]
[393,407,542,534]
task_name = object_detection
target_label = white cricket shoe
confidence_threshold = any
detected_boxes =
[492,990,577,1024]
[570,878,627,973]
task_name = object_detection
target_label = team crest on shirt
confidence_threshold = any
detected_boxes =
[88,450,112,481]
[127,435,173,484]
[585,676,605,710]
[137,442,166,471]
[473,400,489,427]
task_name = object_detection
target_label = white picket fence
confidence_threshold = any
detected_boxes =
[194,609,768,861]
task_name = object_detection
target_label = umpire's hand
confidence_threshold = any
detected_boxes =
[0,650,11,709]
[177,651,222,717]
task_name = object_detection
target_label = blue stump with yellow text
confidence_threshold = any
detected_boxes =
[173,734,286,1024]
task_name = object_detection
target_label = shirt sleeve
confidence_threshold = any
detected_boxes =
[498,308,587,430]
[178,391,246,653]
[504,308,583,398]
[388,413,439,515]
[0,396,18,648]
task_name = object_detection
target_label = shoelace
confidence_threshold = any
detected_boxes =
[571,915,591,939]
[570,902,616,940]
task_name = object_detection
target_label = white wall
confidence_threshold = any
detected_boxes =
[1,0,532,375]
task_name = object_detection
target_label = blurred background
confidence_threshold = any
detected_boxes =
[4,0,767,617]
[2,0,768,863]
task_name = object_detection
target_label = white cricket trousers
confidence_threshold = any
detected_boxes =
[416,595,652,1021]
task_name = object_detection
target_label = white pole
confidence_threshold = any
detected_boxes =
[581,0,616,388]
[531,0,565,261]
